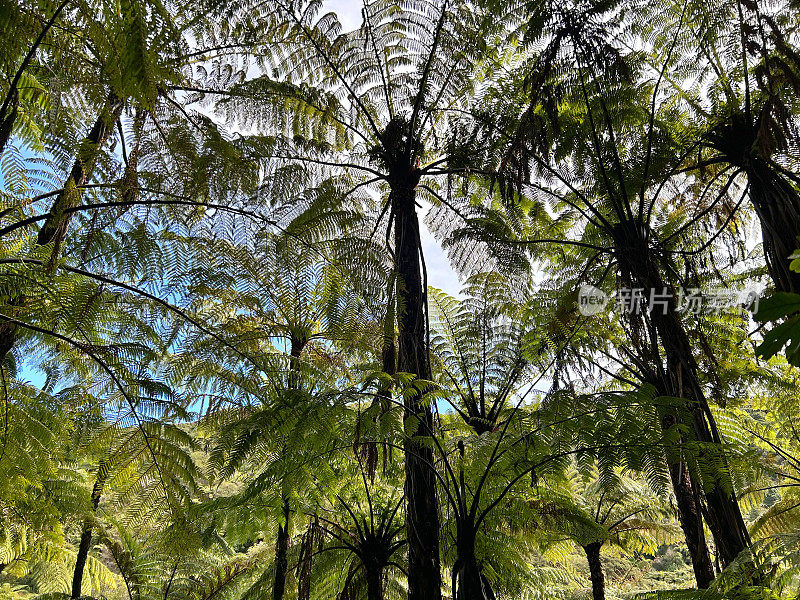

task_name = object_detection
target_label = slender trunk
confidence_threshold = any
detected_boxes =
[296,518,320,600]
[649,351,714,587]
[665,439,715,588]
[72,463,106,598]
[0,321,17,363]
[289,337,304,388]
[583,542,605,600]
[613,220,750,567]
[274,338,304,600]
[0,297,26,362]
[452,528,495,600]
[273,498,291,600]
[0,87,18,156]
[72,524,93,597]
[392,178,442,600]
[37,91,124,254]
[660,408,715,588]
[747,161,800,294]
[365,564,385,600]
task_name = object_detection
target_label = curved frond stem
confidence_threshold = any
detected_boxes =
[274,0,383,140]
[658,166,739,246]
[0,0,71,142]
[406,0,450,158]
[639,0,689,217]
[0,314,170,503]
[666,186,748,256]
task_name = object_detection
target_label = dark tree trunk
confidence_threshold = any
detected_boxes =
[583,542,605,600]
[0,87,18,156]
[664,435,715,589]
[296,518,320,600]
[452,529,496,600]
[72,523,94,598]
[274,339,305,600]
[651,364,714,587]
[273,498,291,600]
[0,296,27,362]
[0,321,18,363]
[747,161,800,294]
[72,464,106,598]
[391,178,442,600]
[453,557,496,600]
[289,336,304,389]
[38,91,124,252]
[365,564,385,600]
[613,220,750,567]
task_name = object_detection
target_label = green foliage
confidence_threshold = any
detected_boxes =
[2,0,800,599]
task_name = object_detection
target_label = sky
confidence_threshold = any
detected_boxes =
[420,222,462,296]
[323,0,362,31]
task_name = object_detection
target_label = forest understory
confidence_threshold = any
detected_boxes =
[2,0,800,599]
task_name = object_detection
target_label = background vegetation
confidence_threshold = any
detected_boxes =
[1,0,800,598]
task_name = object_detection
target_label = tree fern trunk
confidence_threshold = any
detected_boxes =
[613,220,750,567]
[660,316,750,568]
[583,542,605,600]
[365,564,384,600]
[72,522,94,598]
[0,87,18,156]
[453,537,496,600]
[665,441,715,588]
[747,162,800,294]
[273,498,291,600]
[655,371,714,587]
[0,320,17,363]
[37,91,124,252]
[72,463,106,598]
[0,296,26,362]
[274,338,305,600]
[392,179,442,600]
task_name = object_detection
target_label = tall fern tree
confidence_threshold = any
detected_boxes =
[183,239,365,600]
[212,2,505,596]
[68,406,203,598]
[445,1,755,580]
[654,0,800,294]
